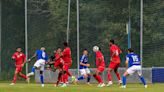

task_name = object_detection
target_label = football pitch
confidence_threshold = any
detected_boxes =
[0,83,164,92]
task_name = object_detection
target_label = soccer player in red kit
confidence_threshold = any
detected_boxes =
[53,48,64,87]
[93,46,106,87]
[10,48,29,85]
[107,39,122,86]
[60,42,75,87]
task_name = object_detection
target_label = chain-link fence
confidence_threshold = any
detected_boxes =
[0,0,163,81]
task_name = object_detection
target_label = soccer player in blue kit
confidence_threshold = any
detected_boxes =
[121,48,147,88]
[27,47,48,87]
[74,49,91,84]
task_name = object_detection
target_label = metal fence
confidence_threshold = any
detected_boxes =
[35,68,152,83]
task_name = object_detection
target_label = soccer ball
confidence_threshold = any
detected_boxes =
[93,46,99,52]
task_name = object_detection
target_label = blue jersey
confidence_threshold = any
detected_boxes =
[126,53,141,67]
[79,55,88,69]
[36,50,48,61]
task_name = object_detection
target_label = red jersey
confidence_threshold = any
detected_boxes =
[54,53,62,64]
[62,47,72,64]
[12,52,26,66]
[96,51,105,68]
[110,44,121,63]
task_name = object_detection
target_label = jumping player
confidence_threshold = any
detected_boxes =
[74,49,91,84]
[121,48,147,88]
[92,46,105,87]
[10,48,29,85]
[107,39,122,86]
[60,42,75,87]
[27,47,48,87]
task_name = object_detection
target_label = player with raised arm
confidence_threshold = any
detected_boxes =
[10,48,29,85]
[60,42,75,87]
[92,46,106,87]
[27,47,48,87]
[74,49,91,84]
[107,39,122,86]
[121,48,147,88]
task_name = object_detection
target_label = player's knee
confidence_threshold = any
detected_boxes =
[108,68,112,72]
[40,71,43,75]
[93,74,96,77]
[83,74,88,78]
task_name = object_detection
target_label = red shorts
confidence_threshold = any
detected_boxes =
[63,64,71,71]
[54,62,63,68]
[109,61,120,69]
[15,66,22,72]
[97,66,105,73]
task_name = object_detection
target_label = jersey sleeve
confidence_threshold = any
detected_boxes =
[126,55,129,61]
[80,55,85,62]
[12,53,16,59]
[22,54,26,62]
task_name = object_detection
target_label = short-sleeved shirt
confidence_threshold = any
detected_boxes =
[126,53,141,68]
[79,55,88,69]
[110,44,121,63]
[96,51,105,68]
[36,50,48,61]
[62,47,72,64]
[12,52,26,65]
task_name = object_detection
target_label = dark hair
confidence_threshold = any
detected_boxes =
[83,49,88,51]
[128,48,134,52]
[110,39,115,44]
[63,42,68,47]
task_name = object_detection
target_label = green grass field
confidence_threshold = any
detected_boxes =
[0,83,164,92]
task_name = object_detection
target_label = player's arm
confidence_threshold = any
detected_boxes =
[28,52,37,62]
[125,56,129,70]
[22,54,26,67]
[80,55,90,67]
[80,62,90,67]
[11,53,16,66]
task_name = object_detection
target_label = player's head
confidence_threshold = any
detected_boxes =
[57,47,62,53]
[127,48,134,53]
[109,39,115,46]
[83,49,88,55]
[93,46,99,52]
[41,47,46,51]
[63,42,68,47]
[16,47,22,52]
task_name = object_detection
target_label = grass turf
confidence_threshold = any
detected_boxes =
[0,83,164,92]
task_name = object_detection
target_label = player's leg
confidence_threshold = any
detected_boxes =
[60,71,68,87]
[93,67,105,87]
[137,66,147,88]
[114,65,122,85]
[10,68,19,85]
[86,68,91,84]
[121,71,129,88]
[107,67,113,86]
[121,66,135,88]
[78,69,88,80]
[27,60,40,77]
[55,70,63,87]
[39,70,44,87]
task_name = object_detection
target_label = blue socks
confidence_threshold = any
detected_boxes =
[122,76,126,86]
[139,76,146,85]
[78,76,85,80]
[40,75,44,84]
[87,75,91,83]
[32,67,35,73]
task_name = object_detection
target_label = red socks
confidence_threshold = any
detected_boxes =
[107,72,112,81]
[115,72,121,80]
[93,75,103,83]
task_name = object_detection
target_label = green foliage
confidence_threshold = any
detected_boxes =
[1,0,164,80]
